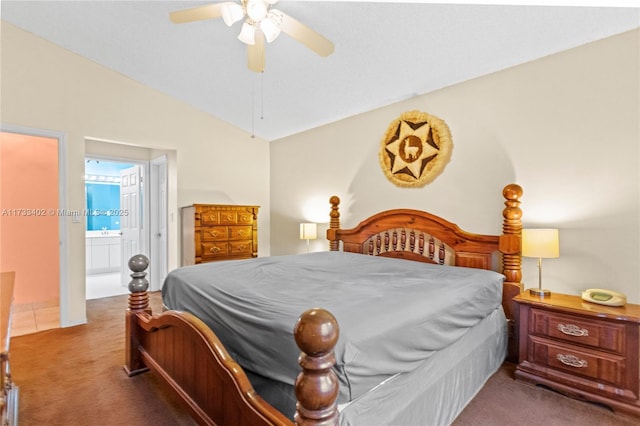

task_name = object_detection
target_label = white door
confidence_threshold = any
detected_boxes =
[120,165,142,287]
[150,156,168,291]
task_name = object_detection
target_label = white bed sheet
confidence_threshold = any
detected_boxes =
[338,306,507,426]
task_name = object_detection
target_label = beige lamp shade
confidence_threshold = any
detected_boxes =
[299,223,318,240]
[522,229,559,259]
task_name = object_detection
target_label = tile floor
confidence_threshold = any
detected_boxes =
[11,299,59,337]
[86,271,129,300]
[11,271,129,337]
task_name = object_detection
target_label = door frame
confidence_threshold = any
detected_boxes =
[149,155,168,291]
[0,124,68,325]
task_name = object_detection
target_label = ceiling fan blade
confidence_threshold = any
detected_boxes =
[247,30,266,72]
[279,12,334,57]
[170,2,230,24]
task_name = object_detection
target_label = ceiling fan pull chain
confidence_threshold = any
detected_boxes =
[251,72,256,139]
[260,70,264,121]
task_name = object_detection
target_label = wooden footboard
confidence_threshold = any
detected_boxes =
[124,255,339,426]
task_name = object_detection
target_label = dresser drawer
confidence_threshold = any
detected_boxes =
[200,211,222,225]
[218,211,239,225]
[201,242,228,258]
[236,211,255,225]
[530,309,625,354]
[529,336,625,386]
[201,226,227,241]
[229,226,253,241]
[229,240,252,256]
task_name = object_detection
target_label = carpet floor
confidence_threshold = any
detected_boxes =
[9,292,637,426]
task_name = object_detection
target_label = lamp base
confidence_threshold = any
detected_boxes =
[529,288,551,297]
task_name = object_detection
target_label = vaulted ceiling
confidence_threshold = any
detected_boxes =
[2,1,638,140]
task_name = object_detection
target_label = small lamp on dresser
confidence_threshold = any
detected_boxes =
[300,223,317,253]
[522,228,559,297]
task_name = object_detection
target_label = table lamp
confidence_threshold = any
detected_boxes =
[522,228,559,297]
[300,223,317,253]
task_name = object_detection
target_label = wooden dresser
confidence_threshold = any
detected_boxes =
[181,204,259,265]
[514,292,640,418]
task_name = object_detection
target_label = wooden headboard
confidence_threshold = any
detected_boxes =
[326,183,524,361]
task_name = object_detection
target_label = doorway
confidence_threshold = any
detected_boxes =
[0,129,65,336]
[84,158,137,299]
[84,152,168,299]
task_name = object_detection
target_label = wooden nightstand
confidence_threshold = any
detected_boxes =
[514,292,640,418]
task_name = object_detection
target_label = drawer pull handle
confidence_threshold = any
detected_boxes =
[209,247,221,253]
[209,231,219,237]
[557,323,589,337]
[557,354,588,368]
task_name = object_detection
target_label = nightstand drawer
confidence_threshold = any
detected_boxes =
[529,336,625,386]
[530,309,625,354]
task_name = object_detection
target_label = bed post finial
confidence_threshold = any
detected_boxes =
[500,184,523,284]
[294,308,340,426]
[127,254,150,311]
[328,196,341,251]
[124,254,151,377]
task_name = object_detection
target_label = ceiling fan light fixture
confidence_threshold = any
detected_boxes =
[246,0,268,22]
[169,0,333,71]
[260,11,282,43]
[221,3,245,26]
[238,21,256,45]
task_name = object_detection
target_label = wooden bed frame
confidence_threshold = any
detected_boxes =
[124,183,524,426]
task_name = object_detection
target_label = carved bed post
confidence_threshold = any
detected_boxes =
[124,254,151,377]
[294,308,340,426]
[328,196,341,251]
[499,184,524,363]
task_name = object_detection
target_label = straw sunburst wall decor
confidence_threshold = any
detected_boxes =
[379,110,453,188]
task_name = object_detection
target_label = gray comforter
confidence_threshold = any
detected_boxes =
[162,251,504,403]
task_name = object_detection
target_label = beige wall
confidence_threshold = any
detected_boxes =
[1,22,271,326]
[271,29,640,303]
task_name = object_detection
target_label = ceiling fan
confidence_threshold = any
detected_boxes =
[170,0,335,72]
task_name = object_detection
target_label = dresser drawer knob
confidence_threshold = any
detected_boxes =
[210,247,221,253]
[557,323,589,337]
[557,353,588,368]
[209,231,219,237]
